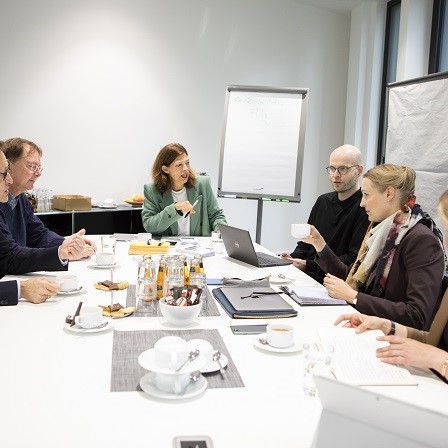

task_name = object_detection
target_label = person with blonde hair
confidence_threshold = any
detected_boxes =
[334,188,448,380]
[142,143,227,236]
[302,164,445,330]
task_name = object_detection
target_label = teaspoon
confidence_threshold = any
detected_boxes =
[174,349,200,372]
[278,274,295,282]
[212,350,226,377]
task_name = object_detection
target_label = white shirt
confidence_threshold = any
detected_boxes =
[171,188,190,236]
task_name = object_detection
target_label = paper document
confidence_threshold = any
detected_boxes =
[289,286,346,306]
[318,327,418,386]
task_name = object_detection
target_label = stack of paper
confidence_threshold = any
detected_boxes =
[318,326,418,386]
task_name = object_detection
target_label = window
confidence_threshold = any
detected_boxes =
[429,0,448,73]
[377,0,401,164]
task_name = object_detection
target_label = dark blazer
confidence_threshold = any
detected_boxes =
[317,223,446,330]
[0,280,19,306]
[0,230,67,278]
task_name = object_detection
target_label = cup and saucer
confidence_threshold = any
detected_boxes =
[88,253,119,269]
[253,323,304,353]
[98,198,118,209]
[138,336,208,400]
[64,306,114,334]
[56,274,86,296]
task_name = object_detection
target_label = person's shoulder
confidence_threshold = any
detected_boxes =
[316,191,338,203]
[406,222,442,243]
[144,182,159,194]
[195,175,211,186]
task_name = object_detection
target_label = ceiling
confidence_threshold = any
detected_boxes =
[292,0,375,16]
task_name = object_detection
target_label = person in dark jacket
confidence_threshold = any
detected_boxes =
[304,164,445,330]
[280,144,369,283]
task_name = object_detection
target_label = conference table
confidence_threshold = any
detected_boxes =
[1,236,447,448]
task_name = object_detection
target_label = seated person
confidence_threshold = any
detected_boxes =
[142,143,227,236]
[334,188,448,380]
[280,144,369,283]
[0,150,87,277]
[0,138,96,258]
[0,277,60,306]
[303,164,445,330]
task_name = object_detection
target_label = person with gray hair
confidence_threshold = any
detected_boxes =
[281,144,369,283]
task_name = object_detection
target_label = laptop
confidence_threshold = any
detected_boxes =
[313,375,448,448]
[218,224,292,268]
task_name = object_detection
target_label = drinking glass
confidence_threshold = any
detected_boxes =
[212,231,224,255]
[137,258,157,303]
[302,343,334,397]
[101,236,116,256]
[189,271,207,310]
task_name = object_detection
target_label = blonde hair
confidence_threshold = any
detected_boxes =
[438,189,448,221]
[364,164,415,207]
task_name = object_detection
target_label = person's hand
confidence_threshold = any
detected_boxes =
[59,229,87,260]
[84,237,97,252]
[280,254,306,271]
[323,273,357,302]
[174,201,196,216]
[70,244,95,260]
[20,278,61,303]
[300,225,326,252]
[376,336,447,371]
[334,312,389,333]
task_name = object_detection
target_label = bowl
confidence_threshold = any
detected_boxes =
[159,298,202,327]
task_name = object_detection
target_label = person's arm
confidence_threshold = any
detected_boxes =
[352,225,445,330]
[141,184,180,235]
[376,335,448,378]
[21,196,64,248]
[202,177,227,232]
[0,280,19,306]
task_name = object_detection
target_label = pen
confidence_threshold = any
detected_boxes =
[184,199,199,218]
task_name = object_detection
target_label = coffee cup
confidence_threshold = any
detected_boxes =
[103,198,115,206]
[57,274,79,292]
[96,252,114,266]
[291,223,311,239]
[74,306,103,329]
[154,372,190,395]
[266,323,295,348]
[137,232,152,242]
[154,336,188,370]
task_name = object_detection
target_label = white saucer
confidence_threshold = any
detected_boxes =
[200,354,229,374]
[63,320,114,334]
[253,333,303,353]
[57,286,86,296]
[88,262,120,269]
[269,277,293,284]
[98,204,118,209]
[140,372,207,400]
[138,348,208,375]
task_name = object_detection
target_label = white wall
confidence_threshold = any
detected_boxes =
[0,0,352,252]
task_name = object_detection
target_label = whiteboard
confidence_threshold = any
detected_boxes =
[218,86,308,202]
[384,71,448,224]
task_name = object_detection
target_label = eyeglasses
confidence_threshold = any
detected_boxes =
[326,165,359,175]
[0,165,10,181]
[26,163,43,174]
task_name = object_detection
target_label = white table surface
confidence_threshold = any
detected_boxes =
[1,236,447,448]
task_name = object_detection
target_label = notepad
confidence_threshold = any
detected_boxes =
[317,327,418,386]
[289,286,346,306]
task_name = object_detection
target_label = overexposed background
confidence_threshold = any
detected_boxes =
[0,0,434,251]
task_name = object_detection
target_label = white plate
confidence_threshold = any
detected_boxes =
[253,333,304,353]
[88,262,120,269]
[98,204,118,209]
[138,348,208,375]
[200,354,229,374]
[57,286,86,296]
[63,320,114,334]
[139,372,207,400]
